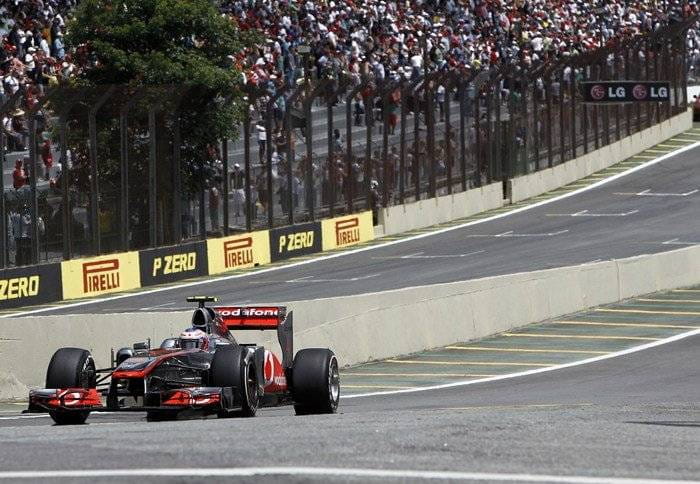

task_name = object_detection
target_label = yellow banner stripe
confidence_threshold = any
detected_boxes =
[502,333,658,341]
[555,321,700,330]
[446,346,607,355]
[637,298,700,303]
[343,372,496,378]
[343,384,415,389]
[444,403,594,411]
[595,308,700,316]
[386,360,552,367]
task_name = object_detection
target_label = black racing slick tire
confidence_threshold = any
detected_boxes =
[210,346,258,418]
[292,349,340,415]
[45,348,96,425]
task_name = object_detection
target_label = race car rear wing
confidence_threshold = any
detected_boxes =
[215,305,294,370]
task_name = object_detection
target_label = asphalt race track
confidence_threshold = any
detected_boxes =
[0,332,697,482]
[25,136,700,315]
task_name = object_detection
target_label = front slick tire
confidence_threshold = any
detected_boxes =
[210,346,258,418]
[292,349,339,416]
[45,348,96,425]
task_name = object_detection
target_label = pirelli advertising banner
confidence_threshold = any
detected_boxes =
[269,221,322,262]
[322,211,374,251]
[0,263,62,309]
[207,230,271,275]
[61,252,141,300]
[139,241,208,287]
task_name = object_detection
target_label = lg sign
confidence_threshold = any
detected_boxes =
[582,81,670,103]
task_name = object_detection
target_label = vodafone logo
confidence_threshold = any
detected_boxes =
[632,84,647,100]
[590,84,605,101]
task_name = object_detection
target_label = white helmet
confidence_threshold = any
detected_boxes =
[179,329,207,350]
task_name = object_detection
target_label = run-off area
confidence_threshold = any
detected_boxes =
[341,286,700,395]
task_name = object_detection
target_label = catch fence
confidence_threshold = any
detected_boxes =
[0,18,693,268]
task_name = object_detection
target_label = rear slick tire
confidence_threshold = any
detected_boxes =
[292,349,340,415]
[45,348,96,425]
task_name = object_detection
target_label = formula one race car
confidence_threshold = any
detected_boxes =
[28,297,340,424]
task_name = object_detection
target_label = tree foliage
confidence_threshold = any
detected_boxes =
[59,0,259,246]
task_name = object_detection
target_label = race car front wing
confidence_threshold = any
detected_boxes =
[28,386,237,413]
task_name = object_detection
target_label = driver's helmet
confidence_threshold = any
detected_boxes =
[179,328,207,350]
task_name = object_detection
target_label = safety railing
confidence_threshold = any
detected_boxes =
[0,18,694,269]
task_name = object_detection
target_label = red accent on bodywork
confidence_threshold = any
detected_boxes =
[215,306,282,330]
[263,350,288,393]
[30,388,101,409]
[161,388,221,407]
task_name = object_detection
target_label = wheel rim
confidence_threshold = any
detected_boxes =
[245,363,258,409]
[79,356,96,389]
[328,356,340,404]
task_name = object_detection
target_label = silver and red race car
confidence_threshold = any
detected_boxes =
[29,297,340,424]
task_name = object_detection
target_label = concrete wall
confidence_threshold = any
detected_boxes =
[377,182,505,236]
[4,243,700,401]
[508,109,693,203]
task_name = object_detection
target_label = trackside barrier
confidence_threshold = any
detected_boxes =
[139,241,208,287]
[4,242,700,399]
[378,182,505,237]
[321,212,374,251]
[0,210,374,310]
[269,222,322,262]
[508,109,692,203]
[0,263,62,309]
[206,230,271,275]
[61,252,141,300]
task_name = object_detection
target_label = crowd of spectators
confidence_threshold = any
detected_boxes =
[1,1,77,152]
[0,0,697,153]
[226,0,696,93]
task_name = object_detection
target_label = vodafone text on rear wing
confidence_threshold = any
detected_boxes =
[215,306,294,369]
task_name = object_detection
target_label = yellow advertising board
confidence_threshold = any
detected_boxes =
[207,230,271,275]
[321,211,374,251]
[61,252,141,300]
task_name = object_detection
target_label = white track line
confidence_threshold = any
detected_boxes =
[5,140,699,318]
[0,467,696,483]
[343,327,700,399]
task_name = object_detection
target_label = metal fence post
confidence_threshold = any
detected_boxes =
[345,80,366,213]
[148,105,158,247]
[0,92,22,267]
[285,85,305,224]
[172,94,184,242]
[0,129,5,268]
[570,66,577,159]
[58,114,71,260]
[412,78,424,200]
[243,93,254,232]
[88,87,115,255]
[545,75,553,168]
[399,79,407,204]
[558,68,566,165]
[458,77,467,191]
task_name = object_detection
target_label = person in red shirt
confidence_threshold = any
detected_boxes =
[41,137,53,180]
[12,159,27,189]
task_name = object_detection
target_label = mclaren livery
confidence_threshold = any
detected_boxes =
[29,297,340,424]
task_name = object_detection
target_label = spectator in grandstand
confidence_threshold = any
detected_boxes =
[12,158,27,190]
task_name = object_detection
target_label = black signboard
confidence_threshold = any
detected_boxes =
[0,262,62,309]
[269,222,322,262]
[581,81,671,103]
[139,241,208,287]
